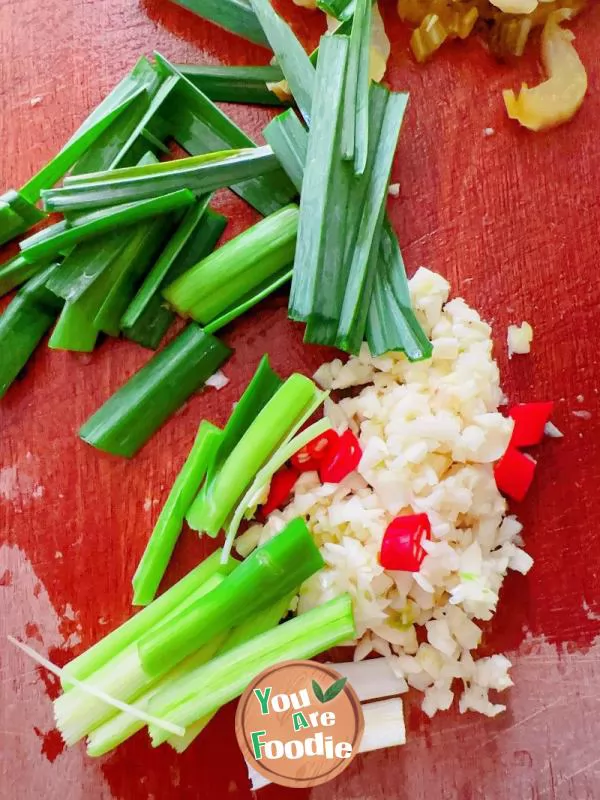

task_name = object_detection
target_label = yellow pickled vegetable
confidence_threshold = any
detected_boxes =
[411,13,449,62]
[503,10,587,131]
[369,2,392,81]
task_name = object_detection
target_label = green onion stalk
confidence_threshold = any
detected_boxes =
[263,110,308,194]
[163,204,298,325]
[55,566,234,744]
[20,189,195,263]
[42,147,282,213]
[148,593,355,746]
[61,550,234,687]
[131,421,223,607]
[121,202,227,350]
[249,0,316,123]
[86,593,292,757]
[341,0,372,174]
[0,79,148,246]
[186,372,322,538]
[0,264,63,399]
[153,53,297,217]
[164,593,293,753]
[0,253,49,298]
[259,84,430,360]
[176,64,287,106]
[79,325,232,457]
[171,0,271,47]
[54,519,325,744]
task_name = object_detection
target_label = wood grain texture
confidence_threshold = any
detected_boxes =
[1,1,599,798]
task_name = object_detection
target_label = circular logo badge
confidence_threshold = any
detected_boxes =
[236,659,364,788]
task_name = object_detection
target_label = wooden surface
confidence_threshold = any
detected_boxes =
[1,1,600,798]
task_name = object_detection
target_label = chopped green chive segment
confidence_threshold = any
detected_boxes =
[334,87,409,353]
[206,354,283,484]
[367,220,433,360]
[171,0,270,47]
[249,0,316,123]
[154,53,296,216]
[48,153,178,352]
[317,0,356,20]
[0,253,48,298]
[45,232,129,303]
[21,89,146,204]
[49,290,104,353]
[289,34,350,324]
[163,204,298,325]
[79,325,232,458]
[132,421,223,607]
[290,31,412,355]
[109,75,181,170]
[42,147,280,213]
[61,549,233,688]
[176,64,287,105]
[0,83,146,247]
[263,110,308,193]
[94,215,175,338]
[187,373,319,537]
[341,0,372,174]
[0,264,63,399]
[0,190,47,247]
[147,593,355,745]
[138,517,325,677]
[121,202,227,350]
[204,266,293,335]
[259,85,429,359]
[21,189,195,263]
[71,58,166,176]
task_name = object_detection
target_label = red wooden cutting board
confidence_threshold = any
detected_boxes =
[1,1,599,798]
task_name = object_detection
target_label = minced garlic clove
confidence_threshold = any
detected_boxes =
[507,321,534,357]
[503,10,588,131]
[267,79,292,103]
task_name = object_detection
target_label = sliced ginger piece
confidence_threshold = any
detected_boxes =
[503,10,587,131]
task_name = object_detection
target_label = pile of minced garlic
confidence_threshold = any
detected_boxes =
[238,267,533,719]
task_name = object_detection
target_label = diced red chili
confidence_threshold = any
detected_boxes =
[494,447,537,501]
[379,513,431,572]
[259,467,300,518]
[319,430,362,484]
[291,430,339,472]
[508,402,554,448]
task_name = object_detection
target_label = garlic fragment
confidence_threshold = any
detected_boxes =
[507,322,534,357]
[489,0,537,13]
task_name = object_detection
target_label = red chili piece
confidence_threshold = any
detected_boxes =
[259,467,299,518]
[494,448,537,501]
[291,430,339,472]
[508,402,554,448]
[379,513,431,572]
[319,430,362,484]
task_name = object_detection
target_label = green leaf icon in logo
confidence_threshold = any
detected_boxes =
[312,676,347,704]
[312,679,326,703]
